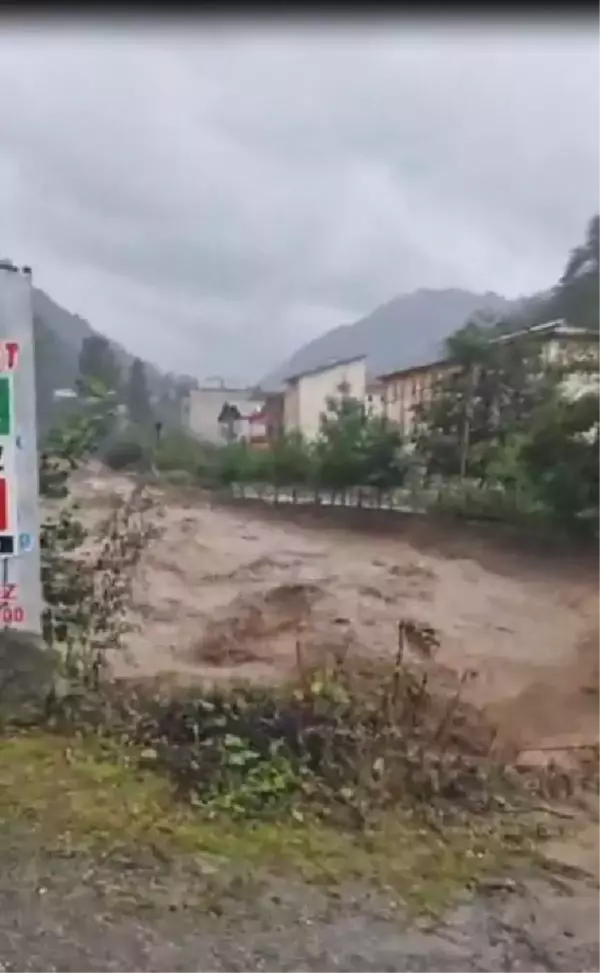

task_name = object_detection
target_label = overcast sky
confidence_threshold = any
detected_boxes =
[0,20,597,382]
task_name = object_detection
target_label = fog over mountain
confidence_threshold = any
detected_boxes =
[262,288,514,388]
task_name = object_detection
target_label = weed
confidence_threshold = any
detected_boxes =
[39,387,161,691]
[41,621,526,835]
[0,732,534,912]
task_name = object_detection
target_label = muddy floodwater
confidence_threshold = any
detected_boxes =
[71,469,599,758]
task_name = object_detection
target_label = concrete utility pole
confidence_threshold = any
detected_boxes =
[0,263,42,634]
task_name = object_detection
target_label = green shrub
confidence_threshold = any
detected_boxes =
[210,441,267,487]
[155,430,209,475]
[104,433,150,471]
[57,621,515,827]
[431,478,547,524]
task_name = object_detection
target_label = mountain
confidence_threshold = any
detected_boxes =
[31,287,169,391]
[21,282,191,435]
[262,289,515,390]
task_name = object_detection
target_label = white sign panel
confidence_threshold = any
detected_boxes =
[0,267,42,634]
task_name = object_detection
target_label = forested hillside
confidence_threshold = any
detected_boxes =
[0,274,196,434]
[496,216,599,335]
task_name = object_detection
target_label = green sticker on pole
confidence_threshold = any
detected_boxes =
[0,376,12,437]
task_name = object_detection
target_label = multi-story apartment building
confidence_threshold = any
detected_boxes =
[378,359,452,437]
[494,319,599,399]
[378,319,598,438]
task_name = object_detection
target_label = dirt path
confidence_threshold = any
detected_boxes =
[0,844,597,972]
[69,470,598,760]
[0,860,600,973]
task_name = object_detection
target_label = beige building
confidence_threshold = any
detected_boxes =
[495,320,599,399]
[364,378,387,418]
[378,318,598,438]
[379,360,452,438]
[283,355,367,441]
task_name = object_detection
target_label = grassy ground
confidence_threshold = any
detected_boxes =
[0,730,537,914]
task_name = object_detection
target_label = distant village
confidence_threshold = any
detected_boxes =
[181,319,599,449]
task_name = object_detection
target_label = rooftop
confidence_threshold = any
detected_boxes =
[376,319,599,381]
[194,385,260,396]
[493,319,599,344]
[377,354,448,382]
[284,354,367,384]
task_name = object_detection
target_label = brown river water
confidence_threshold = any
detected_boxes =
[67,468,599,760]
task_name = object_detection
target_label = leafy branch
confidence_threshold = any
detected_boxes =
[40,379,160,688]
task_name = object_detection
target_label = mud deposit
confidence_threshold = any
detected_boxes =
[68,469,598,760]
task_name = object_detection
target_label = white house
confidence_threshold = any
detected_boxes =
[185,384,263,444]
[217,402,268,444]
[283,355,367,441]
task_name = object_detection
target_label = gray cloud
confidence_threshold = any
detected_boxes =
[0,21,597,381]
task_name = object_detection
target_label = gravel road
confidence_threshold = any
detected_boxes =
[0,848,597,972]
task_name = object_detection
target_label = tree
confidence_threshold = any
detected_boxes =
[561,215,598,284]
[521,388,599,534]
[127,357,152,425]
[416,320,551,481]
[155,373,197,430]
[315,395,369,494]
[213,440,261,487]
[494,214,599,336]
[218,402,241,443]
[78,335,121,393]
[361,416,408,493]
[267,431,314,491]
[553,214,599,332]
[34,315,76,438]
[314,395,408,496]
